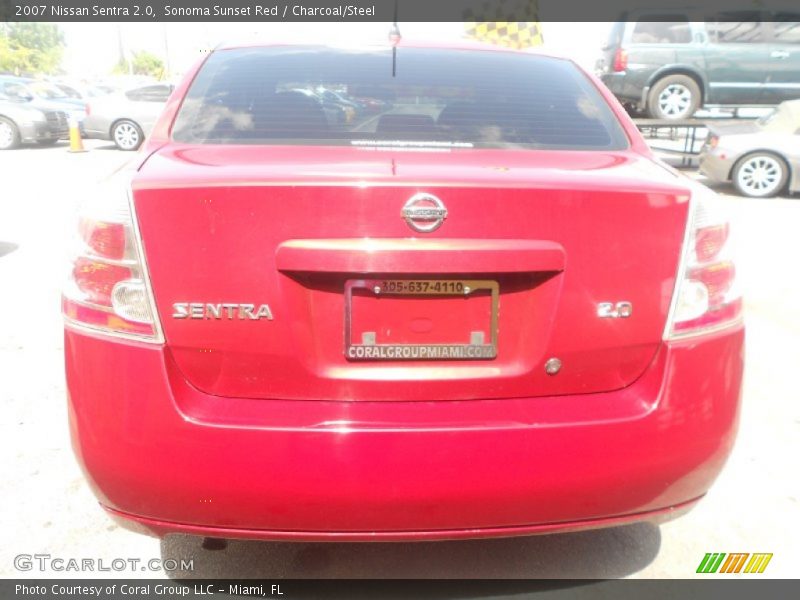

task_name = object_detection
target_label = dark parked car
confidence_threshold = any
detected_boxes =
[598,11,800,119]
[0,76,86,125]
[0,97,68,150]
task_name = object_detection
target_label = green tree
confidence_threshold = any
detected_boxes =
[114,50,165,78]
[0,23,64,75]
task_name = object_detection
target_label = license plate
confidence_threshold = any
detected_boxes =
[344,279,498,361]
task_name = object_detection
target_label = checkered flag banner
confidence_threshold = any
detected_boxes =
[463,0,543,49]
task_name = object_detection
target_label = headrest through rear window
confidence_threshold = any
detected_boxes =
[254,91,330,138]
[375,114,437,139]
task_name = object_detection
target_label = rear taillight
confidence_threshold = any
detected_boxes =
[62,177,163,342]
[612,48,628,72]
[85,103,91,116]
[665,186,742,339]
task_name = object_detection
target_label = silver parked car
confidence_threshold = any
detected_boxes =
[82,83,173,150]
[700,100,800,198]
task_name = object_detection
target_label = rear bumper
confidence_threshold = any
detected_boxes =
[19,120,65,143]
[599,72,647,107]
[105,498,701,542]
[699,150,734,183]
[65,325,744,540]
[81,116,110,141]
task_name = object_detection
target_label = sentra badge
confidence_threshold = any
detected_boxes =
[172,303,273,320]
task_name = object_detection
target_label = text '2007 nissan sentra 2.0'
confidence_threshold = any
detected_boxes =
[63,41,744,541]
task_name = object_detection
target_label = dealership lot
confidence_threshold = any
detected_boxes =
[0,141,798,579]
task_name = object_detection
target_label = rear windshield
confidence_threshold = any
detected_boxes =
[172,46,628,151]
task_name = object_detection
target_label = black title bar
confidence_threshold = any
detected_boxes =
[4,579,800,599]
[1,0,799,23]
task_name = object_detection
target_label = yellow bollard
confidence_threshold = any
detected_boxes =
[68,116,86,153]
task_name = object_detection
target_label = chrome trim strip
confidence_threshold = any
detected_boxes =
[126,181,165,344]
[708,82,800,89]
[78,251,139,268]
[64,295,115,314]
[662,191,695,341]
[667,315,744,341]
[64,316,164,344]
[708,82,761,88]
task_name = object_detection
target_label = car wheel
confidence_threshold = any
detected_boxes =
[112,120,143,151]
[0,117,20,150]
[732,152,789,198]
[646,75,701,120]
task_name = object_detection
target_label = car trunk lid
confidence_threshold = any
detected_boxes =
[132,144,689,401]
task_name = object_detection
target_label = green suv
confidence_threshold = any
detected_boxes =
[598,11,800,120]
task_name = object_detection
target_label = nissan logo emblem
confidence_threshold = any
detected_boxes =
[401,193,448,233]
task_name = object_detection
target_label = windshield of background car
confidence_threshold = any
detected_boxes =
[604,22,624,49]
[1,82,34,102]
[757,101,800,132]
[172,46,629,150]
[29,83,68,99]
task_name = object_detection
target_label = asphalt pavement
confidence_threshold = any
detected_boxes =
[0,139,797,580]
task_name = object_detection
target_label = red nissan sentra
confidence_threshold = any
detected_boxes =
[63,42,743,541]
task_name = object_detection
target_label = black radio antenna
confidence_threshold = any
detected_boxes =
[389,0,401,77]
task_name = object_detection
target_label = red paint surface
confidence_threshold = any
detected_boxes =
[131,147,690,401]
[66,45,744,539]
[105,498,702,542]
[66,326,743,538]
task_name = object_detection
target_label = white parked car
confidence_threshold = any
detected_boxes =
[82,83,173,150]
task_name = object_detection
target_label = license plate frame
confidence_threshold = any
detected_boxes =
[344,279,499,361]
